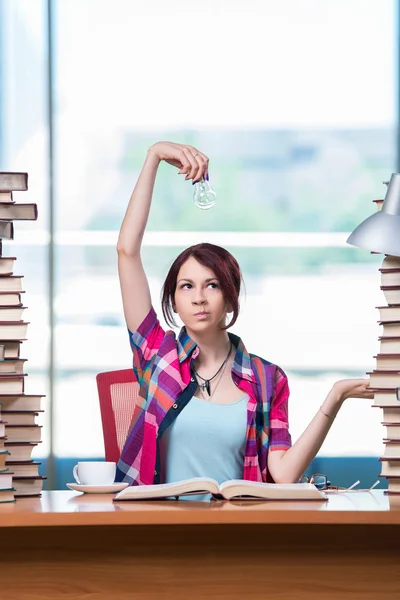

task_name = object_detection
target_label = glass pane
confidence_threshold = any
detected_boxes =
[53,0,396,232]
[0,1,50,464]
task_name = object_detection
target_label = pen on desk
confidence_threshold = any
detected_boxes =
[345,480,361,492]
[368,480,380,492]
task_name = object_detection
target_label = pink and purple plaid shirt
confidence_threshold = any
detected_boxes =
[116,307,292,485]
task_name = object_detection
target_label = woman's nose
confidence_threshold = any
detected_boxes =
[193,291,206,305]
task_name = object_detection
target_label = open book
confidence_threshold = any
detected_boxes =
[113,477,328,501]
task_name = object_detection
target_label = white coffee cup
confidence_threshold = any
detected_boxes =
[72,461,116,485]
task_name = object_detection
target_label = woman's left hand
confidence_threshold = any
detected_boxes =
[332,378,374,402]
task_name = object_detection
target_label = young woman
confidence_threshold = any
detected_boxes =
[115,140,373,487]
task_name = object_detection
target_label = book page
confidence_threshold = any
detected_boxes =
[219,480,327,500]
[114,477,220,500]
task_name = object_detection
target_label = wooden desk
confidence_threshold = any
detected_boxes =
[0,490,399,599]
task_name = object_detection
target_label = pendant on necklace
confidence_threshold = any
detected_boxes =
[199,379,211,396]
[201,380,211,396]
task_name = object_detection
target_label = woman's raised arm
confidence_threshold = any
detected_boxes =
[117,142,209,333]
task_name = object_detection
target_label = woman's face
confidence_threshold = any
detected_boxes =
[174,257,228,333]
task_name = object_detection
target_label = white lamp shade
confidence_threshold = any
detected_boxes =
[347,173,400,257]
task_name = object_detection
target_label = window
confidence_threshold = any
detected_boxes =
[0,1,396,477]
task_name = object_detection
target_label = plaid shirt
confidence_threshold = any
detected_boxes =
[116,307,291,485]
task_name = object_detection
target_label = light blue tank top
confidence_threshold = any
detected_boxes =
[160,394,248,501]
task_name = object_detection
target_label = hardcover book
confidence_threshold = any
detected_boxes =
[0,203,37,221]
[0,192,14,203]
[113,478,328,502]
[0,292,24,307]
[0,394,44,411]
[377,305,400,322]
[0,257,17,276]
[4,442,39,462]
[0,221,14,240]
[0,172,28,191]
[13,475,45,497]
[4,424,42,443]
[372,388,400,407]
[1,412,41,426]
[368,371,400,389]
[0,277,24,292]
[0,321,29,340]
[6,461,41,477]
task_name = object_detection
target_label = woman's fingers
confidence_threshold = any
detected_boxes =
[356,381,373,398]
[179,148,199,180]
[192,154,205,183]
[176,149,192,175]
[356,381,374,399]
[188,147,209,182]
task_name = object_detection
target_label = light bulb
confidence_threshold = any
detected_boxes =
[193,178,216,210]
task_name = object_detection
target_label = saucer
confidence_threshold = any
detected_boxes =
[67,482,129,494]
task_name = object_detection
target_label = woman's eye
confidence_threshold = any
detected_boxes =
[179,282,218,290]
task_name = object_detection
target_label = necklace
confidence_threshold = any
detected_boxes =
[197,355,229,402]
[193,342,232,396]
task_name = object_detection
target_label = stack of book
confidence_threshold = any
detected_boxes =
[0,172,45,500]
[367,190,400,494]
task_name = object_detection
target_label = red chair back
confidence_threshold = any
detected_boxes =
[96,369,139,463]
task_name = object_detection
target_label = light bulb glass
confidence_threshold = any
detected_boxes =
[193,178,216,210]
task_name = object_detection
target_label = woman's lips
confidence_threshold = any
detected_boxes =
[194,312,209,319]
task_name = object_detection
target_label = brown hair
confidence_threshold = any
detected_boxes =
[161,243,242,330]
